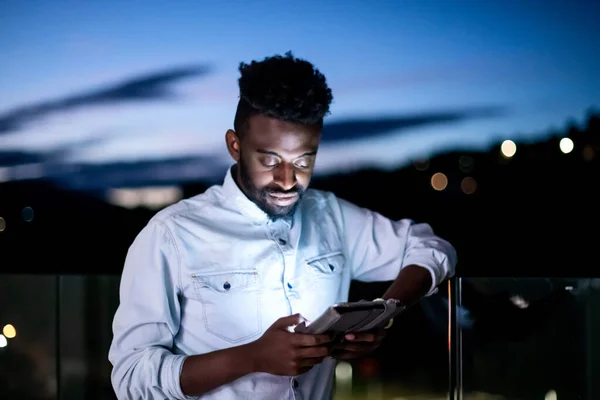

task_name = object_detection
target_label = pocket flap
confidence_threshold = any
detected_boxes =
[306,251,345,274]
[193,270,258,293]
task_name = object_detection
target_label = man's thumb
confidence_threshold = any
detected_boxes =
[273,313,302,329]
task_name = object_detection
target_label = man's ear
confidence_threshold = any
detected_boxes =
[225,129,241,162]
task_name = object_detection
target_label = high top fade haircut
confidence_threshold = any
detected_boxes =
[233,51,334,138]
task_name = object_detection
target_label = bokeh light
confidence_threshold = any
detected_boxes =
[583,145,594,161]
[559,137,574,154]
[335,361,352,383]
[461,177,477,194]
[501,140,517,157]
[22,206,34,222]
[3,324,16,339]
[431,173,448,191]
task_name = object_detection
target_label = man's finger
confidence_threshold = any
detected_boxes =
[335,343,369,352]
[293,333,333,347]
[344,332,378,342]
[333,341,381,353]
[332,351,354,360]
[296,345,329,359]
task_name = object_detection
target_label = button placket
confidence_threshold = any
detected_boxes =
[270,219,299,312]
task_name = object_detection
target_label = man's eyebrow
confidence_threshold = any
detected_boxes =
[256,149,317,157]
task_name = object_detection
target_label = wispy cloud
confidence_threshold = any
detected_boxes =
[0,104,507,187]
[321,106,506,142]
[0,133,113,167]
[56,155,229,190]
[0,64,212,134]
[0,149,46,166]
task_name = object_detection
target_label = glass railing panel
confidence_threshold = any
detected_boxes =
[457,277,600,400]
[58,275,121,400]
[0,274,57,400]
[6,274,596,399]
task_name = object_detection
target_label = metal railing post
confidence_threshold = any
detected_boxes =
[448,277,463,400]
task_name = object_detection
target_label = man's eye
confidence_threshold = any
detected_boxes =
[295,158,313,168]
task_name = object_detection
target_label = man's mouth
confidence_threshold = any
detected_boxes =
[268,192,299,206]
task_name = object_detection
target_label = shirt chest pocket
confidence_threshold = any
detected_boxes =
[192,269,261,343]
[305,251,345,303]
[306,251,345,276]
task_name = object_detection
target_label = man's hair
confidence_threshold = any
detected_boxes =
[233,51,333,137]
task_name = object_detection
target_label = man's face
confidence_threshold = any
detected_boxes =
[226,115,321,220]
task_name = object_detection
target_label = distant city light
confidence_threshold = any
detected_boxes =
[545,389,557,400]
[109,188,139,208]
[11,163,45,180]
[22,206,34,222]
[143,187,182,209]
[431,172,448,191]
[501,140,517,158]
[0,335,7,348]
[461,177,477,194]
[583,145,594,161]
[0,167,9,183]
[0,217,5,232]
[510,295,529,309]
[2,324,16,339]
[559,137,574,154]
[335,361,352,384]
[107,186,183,209]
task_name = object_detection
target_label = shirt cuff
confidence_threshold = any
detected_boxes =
[168,354,193,399]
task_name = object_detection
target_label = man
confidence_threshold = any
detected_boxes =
[109,52,456,399]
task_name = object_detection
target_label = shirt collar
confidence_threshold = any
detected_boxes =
[221,166,295,228]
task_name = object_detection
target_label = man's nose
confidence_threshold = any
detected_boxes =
[273,164,297,191]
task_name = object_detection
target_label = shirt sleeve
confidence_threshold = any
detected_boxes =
[338,197,457,295]
[108,220,191,399]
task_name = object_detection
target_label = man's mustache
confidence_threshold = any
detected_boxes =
[265,188,303,196]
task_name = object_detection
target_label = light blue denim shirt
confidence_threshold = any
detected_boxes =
[109,167,457,400]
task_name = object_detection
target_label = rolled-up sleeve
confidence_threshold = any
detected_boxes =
[108,220,190,399]
[338,198,457,295]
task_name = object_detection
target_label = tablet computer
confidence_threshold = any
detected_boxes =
[293,299,401,335]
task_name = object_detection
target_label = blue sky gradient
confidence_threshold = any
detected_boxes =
[0,0,598,186]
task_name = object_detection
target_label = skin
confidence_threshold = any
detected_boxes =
[180,115,434,395]
[225,114,321,220]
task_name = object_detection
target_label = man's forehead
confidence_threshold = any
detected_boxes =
[248,115,320,135]
[246,116,321,153]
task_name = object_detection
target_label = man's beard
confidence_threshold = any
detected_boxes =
[237,155,305,220]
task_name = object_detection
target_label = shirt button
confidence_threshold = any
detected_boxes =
[278,238,287,246]
[287,282,293,289]
[292,378,299,388]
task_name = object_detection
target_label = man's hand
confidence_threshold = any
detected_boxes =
[330,328,386,360]
[245,314,334,376]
